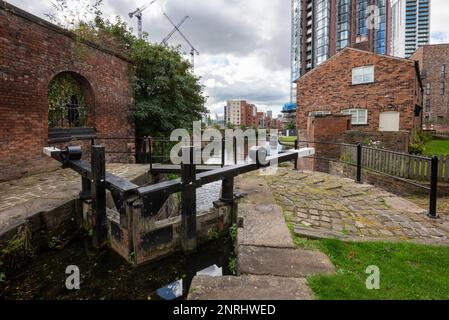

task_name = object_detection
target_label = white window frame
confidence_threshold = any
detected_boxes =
[342,109,368,125]
[352,65,374,85]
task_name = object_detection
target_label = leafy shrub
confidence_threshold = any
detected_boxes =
[409,143,425,155]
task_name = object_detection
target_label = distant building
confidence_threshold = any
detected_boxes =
[256,112,266,128]
[411,44,449,125]
[391,0,431,58]
[267,110,273,119]
[296,47,423,133]
[224,100,257,127]
[282,102,297,127]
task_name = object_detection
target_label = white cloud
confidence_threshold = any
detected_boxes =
[431,0,449,44]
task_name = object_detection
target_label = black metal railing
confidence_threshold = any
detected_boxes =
[48,104,90,128]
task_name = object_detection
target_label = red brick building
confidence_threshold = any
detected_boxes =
[296,47,423,134]
[241,102,257,127]
[0,2,134,181]
[411,44,449,125]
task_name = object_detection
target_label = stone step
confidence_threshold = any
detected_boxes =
[187,275,313,300]
[238,203,295,248]
[238,245,335,278]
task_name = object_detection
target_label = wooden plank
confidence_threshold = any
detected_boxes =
[439,155,444,181]
[389,152,396,175]
[446,155,449,182]
[406,157,411,179]
[410,157,416,179]
[384,151,389,174]
[419,159,424,180]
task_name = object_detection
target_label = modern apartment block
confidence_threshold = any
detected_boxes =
[291,0,392,78]
[391,0,431,58]
[224,100,257,127]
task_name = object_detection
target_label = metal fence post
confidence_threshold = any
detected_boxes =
[142,137,148,164]
[91,145,107,249]
[356,143,362,183]
[428,155,439,219]
[148,137,153,171]
[233,136,238,165]
[221,137,226,168]
[181,146,197,253]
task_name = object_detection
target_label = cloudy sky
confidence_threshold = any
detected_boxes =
[6,0,449,117]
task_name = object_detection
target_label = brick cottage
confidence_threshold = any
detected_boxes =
[411,44,449,127]
[296,47,423,135]
[0,1,135,181]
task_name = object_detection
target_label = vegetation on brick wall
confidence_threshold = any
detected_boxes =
[47,73,87,128]
[46,0,207,137]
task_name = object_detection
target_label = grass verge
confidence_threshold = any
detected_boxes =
[285,211,449,299]
[424,139,449,156]
[293,234,449,300]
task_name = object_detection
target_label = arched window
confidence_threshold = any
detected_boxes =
[48,72,95,140]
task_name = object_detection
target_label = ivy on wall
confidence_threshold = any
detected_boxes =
[48,73,88,128]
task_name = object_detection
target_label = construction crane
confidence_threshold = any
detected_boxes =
[163,13,199,72]
[161,16,190,46]
[129,0,158,39]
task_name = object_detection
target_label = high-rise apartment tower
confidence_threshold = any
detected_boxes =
[391,0,431,58]
[291,0,392,81]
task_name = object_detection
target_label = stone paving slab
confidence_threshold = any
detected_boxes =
[188,275,313,300]
[238,203,294,248]
[0,164,151,236]
[238,245,335,277]
[235,177,276,206]
[236,177,294,248]
[263,168,449,245]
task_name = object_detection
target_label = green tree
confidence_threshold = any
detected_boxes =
[132,41,207,136]
[226,122,236,129]
[285,121,296,130]
[46,1,207,137]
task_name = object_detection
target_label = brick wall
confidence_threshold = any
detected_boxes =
[0,2,134,181]
[302,114,351,172]
[343,130,410,153]
[296,47,422,133]
[411,44,449,123]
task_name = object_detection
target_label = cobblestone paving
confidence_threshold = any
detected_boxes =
[0,164,151,213]
[262,168,449,245]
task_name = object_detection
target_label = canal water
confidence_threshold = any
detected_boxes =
[0,233,233,300]
[0,166,229,300]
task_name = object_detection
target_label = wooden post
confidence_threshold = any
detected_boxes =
[91,145,107,249]
[294,139,299,170]
[221,177,234,203]
[181,146,197,253]
[79,176,91,200]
